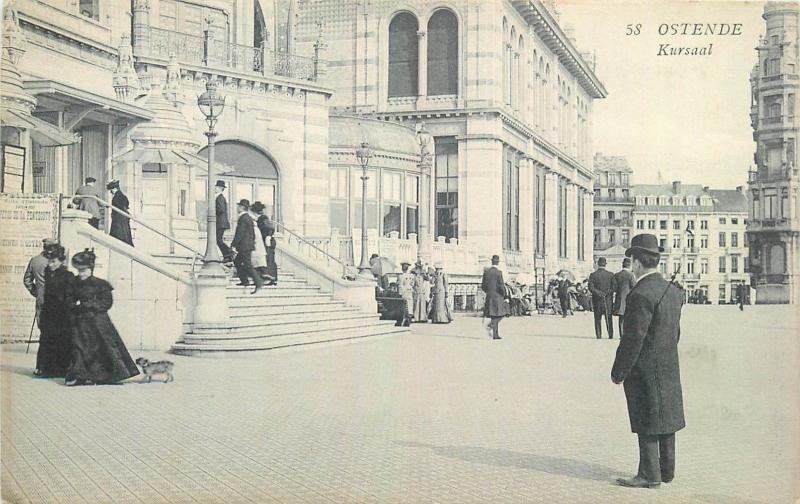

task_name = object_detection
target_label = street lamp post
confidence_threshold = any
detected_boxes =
[355,142,372,277]
[192,80,229,325]
[415,122,433,265]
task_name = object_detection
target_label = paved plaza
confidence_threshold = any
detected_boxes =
[2,305,799,504]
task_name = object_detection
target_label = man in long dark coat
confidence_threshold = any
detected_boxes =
[612,257,636,338]
[556,272,572,317]
[230,199,263,294]
[481,254,508,340]
[107,180,133,246]
[214,180,232,262]
[23,238,58,328]
[589,257,615,339]
[612,233,685,489]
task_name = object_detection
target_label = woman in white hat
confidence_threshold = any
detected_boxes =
[429,263,453,324]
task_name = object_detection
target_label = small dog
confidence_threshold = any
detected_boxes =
[135,358,175,383]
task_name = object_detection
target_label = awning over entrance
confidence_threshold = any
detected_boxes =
[113,146,230,175]
[23,79,154,125]
[0,108,79,146]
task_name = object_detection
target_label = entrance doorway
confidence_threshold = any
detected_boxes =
[197,140,280,222]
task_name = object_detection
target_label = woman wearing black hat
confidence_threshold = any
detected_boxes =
[65,249,139,386]
[34,245,75,378]
[107,180,134,246]
[251,201,277,286]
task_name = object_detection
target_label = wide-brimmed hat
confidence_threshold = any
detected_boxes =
[215,180,226,189]
[237,199,250,209]
[400,261,411,267]
[106,179,120,190]
[42,238,58,249]
[71,248,96,269]
[250,201,265,213]
[625,233,664,257]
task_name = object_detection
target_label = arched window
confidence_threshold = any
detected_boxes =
[427,9,458,96]
[509,26,517,108]
[389,12,419,98]
[502,18,509,104]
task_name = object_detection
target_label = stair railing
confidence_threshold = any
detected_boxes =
[65,195,204,274]
[271,220,357,280]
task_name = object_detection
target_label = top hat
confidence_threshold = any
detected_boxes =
[625,233,664,257]
[85,177,96,183]
[237,199,250,209]
[106,179,120,190]
[215,180,226,189]
[71,248,96,269]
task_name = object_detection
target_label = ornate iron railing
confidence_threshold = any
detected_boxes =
[147,27,321,81]
[271,51,316,81]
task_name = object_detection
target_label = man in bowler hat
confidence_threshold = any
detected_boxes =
[230,199,263,294]
[612,257,636,338]
[589,257,615,338]
[612,233,685,489]
[214,180,232,262]
[481,255,508,340]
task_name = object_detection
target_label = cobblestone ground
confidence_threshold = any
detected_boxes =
[2,305,799,504]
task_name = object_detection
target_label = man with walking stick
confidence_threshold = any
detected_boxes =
[23,238,59,356]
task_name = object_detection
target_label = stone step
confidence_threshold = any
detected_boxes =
[225,282,317,292]
[227,294,335,308]
[170,323,407,357]
[225,287,323,299]
[214,310,377,329]
[187,314,383,338]
[229,302,357,318]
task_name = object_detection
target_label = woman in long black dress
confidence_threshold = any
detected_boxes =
[252,201,277,286]
[65,249,139,386]
[107,179,133,246]
[34,245,74,377]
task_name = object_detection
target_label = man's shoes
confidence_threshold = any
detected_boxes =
[662,478,673,483]
[615,476,661,489]
[250,286,261,295]
[236,282,250,287]
[493,336,501,340]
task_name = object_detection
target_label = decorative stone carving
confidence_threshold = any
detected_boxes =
[113,34,140,102]
[3,0,25,65]
[163,53,182,106]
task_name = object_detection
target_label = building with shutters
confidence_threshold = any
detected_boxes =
[592,153,634,270]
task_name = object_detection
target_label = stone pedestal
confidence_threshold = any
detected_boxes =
[192,261,229,325]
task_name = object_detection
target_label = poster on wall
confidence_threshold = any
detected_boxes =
[0,193,59,342]
[1,144,26,193]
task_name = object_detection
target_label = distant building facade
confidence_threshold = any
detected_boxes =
[592,153,634,270]
[632,182,749,305]
[294,0,607,281]
[747,1,800,304]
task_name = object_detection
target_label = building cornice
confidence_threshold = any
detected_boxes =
[510,0,607,99]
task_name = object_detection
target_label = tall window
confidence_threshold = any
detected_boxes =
[435,137,458,239]
[701,258,709,274]
[764,191,777,218]
[719,256,726,273]
[731,256,739,273]
[719,232,726,247]
[503,148,520,250]
[577,191,585,260]
[731,232,738,248]
[388,13,419,98]
[382,171,402,236]
[558,179,568,257]
[405,175,419,238]
[329,167,349,232]
[427,10,458,96]
[536,169,545,254]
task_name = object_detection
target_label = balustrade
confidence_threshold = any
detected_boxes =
[146,27,321,81]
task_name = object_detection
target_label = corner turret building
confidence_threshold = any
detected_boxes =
[747,1,800,304]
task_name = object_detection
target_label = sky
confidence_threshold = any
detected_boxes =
[558,0,767,189]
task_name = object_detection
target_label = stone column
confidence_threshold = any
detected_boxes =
[584,190,594,268]
[544,171,559,272]
[566,182,578,261]
[461,137,503,260]
[519,156,535,264]
[132,0,150,58]
[417,30,427,102]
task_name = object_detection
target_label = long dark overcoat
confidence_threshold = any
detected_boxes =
[481,266,508,317]
[612,269,636,315]
[215,194,230,231]
[611,272,685,435]
[231,212,256,253]
[66,276,139,384]
[36,266,75,377]
[109,191,134,246]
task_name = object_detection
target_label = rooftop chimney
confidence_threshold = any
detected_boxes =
[672,181,682,194]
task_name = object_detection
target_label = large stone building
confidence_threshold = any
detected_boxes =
[0,0,605,349]
[747,1,800,304]
[632,182,749,305]
[592,153,634,269]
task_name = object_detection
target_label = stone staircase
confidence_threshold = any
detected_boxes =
[154,254,407,356]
